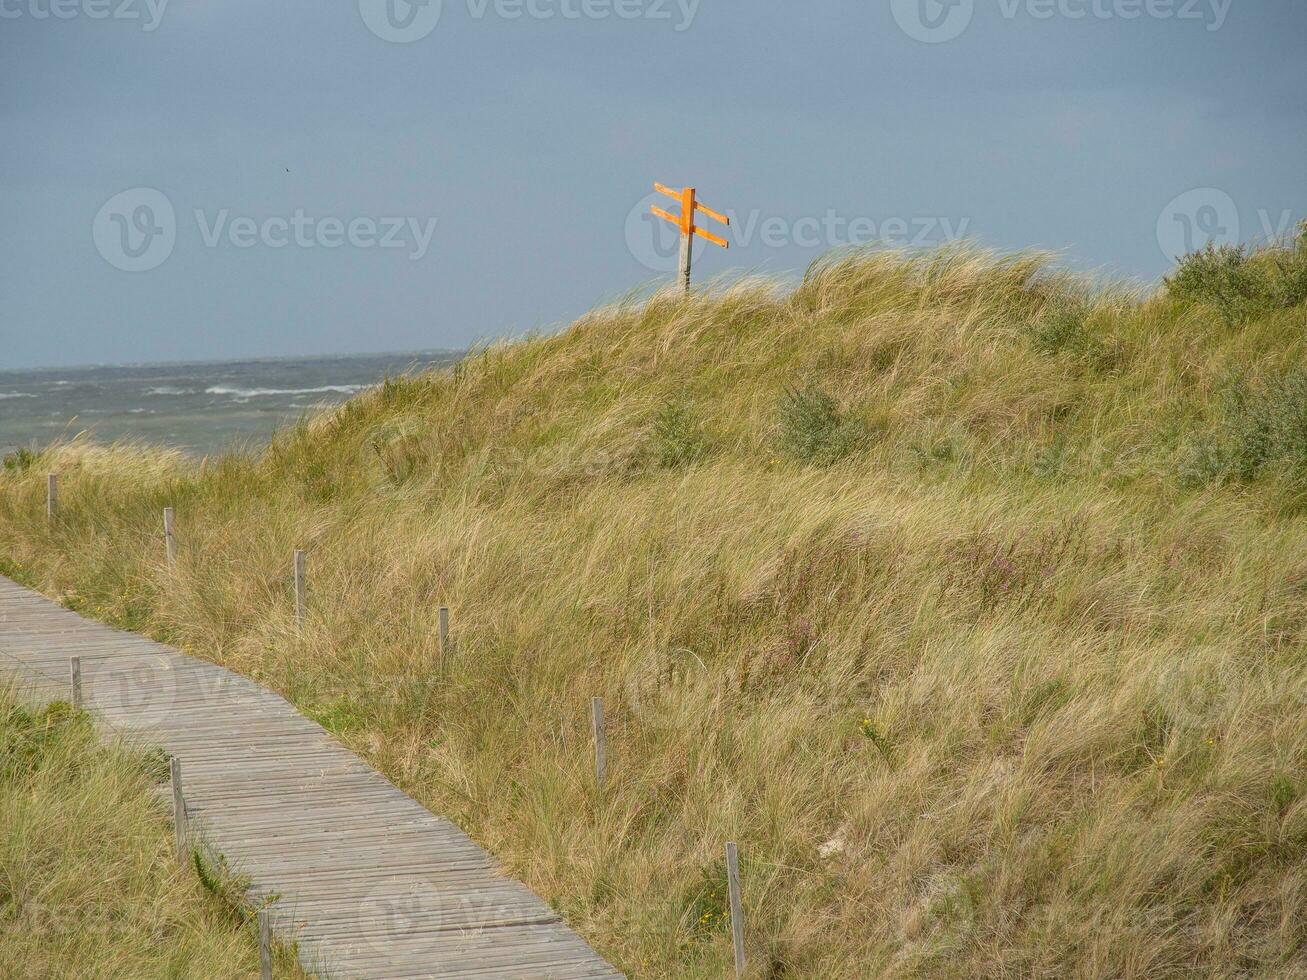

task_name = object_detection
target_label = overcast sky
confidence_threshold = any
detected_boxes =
[1,0,1303,369]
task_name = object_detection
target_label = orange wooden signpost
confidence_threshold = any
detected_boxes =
[651,182,730,292]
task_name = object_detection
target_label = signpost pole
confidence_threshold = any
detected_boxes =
[678,187,696,292]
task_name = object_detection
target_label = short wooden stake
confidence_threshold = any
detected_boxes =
[170,755,188,868]
[293,549,306,626]
[726,841,745,976]
[69,656,82,709]
[46,473,57,520]
[163,506,176,566]
[590,697,607,789]
[437,605,450,674]
[259,907,273,980]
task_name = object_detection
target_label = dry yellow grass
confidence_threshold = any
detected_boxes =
[3,241,1307,976]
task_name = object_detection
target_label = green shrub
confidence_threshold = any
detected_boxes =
[777,384,861,465]
[1165,244,1263,324]
[651,402,708,468]
[1182,370,1307,485]
[1026,298,1096,358]
[1166,228,1307,324]
[1264,227,1307,309]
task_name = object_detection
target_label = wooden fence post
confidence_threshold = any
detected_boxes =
[438,605,450,675]
[259,907,272,980]
[726,841,745,976]
[591,697,606,790]
[163,507,176,567]
[293,549,306,626]
[170,755,189,868]
[69,656,82,710]
[46,473,57,520]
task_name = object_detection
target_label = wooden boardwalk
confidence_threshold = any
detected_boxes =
[0,575,623,980]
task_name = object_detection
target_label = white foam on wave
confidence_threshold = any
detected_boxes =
[0,392,36,400]
[206,384,369,399]
[146,386,192,396]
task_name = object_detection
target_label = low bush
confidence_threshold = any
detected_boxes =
[651,401,709,468]
[1166,224,1307,323]
[777,384,862,465]
[1183,369,1307,486]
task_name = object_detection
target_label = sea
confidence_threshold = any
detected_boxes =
[0,351,462,458]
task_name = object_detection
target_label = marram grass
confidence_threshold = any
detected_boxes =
[4,239,1307,977]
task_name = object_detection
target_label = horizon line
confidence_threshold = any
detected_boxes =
[1,347,468,377]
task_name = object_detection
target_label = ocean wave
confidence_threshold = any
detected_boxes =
[0,392,36,400]
[146,386,193,396]
[206,384,369,399]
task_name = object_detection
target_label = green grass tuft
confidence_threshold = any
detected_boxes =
[651,401,709,468]
[777,384,862,465]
